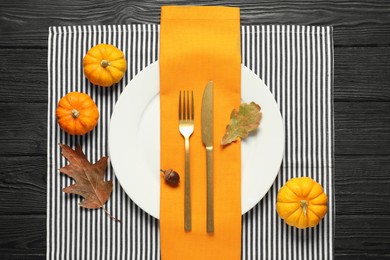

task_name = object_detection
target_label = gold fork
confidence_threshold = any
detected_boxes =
[179,90,194,231]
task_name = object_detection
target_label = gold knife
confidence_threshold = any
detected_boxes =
[201,81,214,233]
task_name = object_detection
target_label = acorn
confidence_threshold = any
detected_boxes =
[160,168,180,187]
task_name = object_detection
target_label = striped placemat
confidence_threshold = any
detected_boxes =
[47,24,334,259]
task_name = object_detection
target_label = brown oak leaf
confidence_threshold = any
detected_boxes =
[59,144,119,222]
[221,102,262,145]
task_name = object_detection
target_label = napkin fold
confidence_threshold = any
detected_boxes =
[160,6,242,260]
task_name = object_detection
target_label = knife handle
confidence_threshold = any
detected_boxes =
[206,147,214,233]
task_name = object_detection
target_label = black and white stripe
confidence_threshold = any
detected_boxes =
[241,25,334,260]
[48,24,333,259]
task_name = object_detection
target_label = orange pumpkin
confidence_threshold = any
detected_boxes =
[276,177,328,229]
[56,92,99,135]
[83,43,126,87]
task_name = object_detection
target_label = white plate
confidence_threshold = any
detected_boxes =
[108,61,284,219]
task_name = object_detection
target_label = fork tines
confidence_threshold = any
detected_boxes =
[179,90,194,121]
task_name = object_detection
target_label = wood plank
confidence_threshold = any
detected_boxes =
[335,102,390,155]
[335,255,390,260]
[1,47,390,103]
[0,214,389,257]
[0,155,387,256]
[335,215,390,256]
[0,101,389,156]
[0,215,45,255]
[0,103,47,156]
[0,49,47,103]
[0,255,45,260]
[335,155,390,215]
[0,0,389,47]
[334,47,390,101]
[1,154,389,216]
[0,156,46,215]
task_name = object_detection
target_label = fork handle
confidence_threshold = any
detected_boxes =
[184,137,191,231]
[206,147,214,233]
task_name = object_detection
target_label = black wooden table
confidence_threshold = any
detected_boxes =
[1,1,389,259]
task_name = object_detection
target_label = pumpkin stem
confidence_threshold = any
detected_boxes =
[300,200,308,217]
[100,59,110,68]
[71,109,80,119]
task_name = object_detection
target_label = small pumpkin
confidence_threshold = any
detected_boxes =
[276,177,328,229]
[83,43,126,87]
[56,92,99,135]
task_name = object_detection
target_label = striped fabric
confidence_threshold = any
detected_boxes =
[47,24,334,259]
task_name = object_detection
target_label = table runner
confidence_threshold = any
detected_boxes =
[159,6,241,260]
[47,24,334,259]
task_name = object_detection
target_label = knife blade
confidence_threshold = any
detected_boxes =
[201,81,214,233]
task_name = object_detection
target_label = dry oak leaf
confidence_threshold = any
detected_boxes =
[221,102,262,145]
[59,144,119,222]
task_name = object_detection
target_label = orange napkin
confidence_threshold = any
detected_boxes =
[160,6,241,260]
